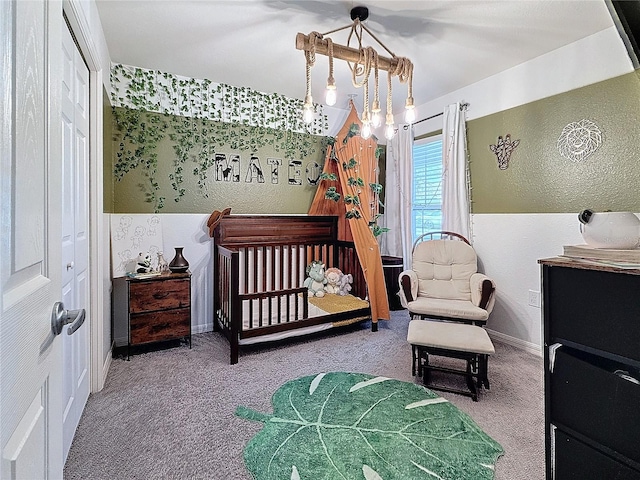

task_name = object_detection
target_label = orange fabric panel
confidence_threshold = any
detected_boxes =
[309,102,390,323]
[308,150,353,242]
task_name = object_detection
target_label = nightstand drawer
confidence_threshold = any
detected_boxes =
[130,308,190,345]
[129,278,190,313]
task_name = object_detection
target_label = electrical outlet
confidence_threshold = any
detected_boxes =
[528,290,541,308]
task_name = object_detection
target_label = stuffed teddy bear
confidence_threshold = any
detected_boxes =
[338,273,353,296]
[303,261,326,297]
[324,267,343,294]
[136,252,152,273]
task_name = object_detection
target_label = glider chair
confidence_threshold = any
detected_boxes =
[398,231,496,326]
[400,231,497,400]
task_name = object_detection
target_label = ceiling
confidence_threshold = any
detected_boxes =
[96,1,617,116]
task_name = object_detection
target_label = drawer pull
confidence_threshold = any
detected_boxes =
[614,370,640,385]
[548,343,562,373]
[153,292,169,299]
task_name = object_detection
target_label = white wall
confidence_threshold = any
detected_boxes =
[411,26,633,136]
[472,214,585,354]
[158,214,214,334]
[405,26,634,354]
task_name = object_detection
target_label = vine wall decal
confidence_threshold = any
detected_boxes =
[109,63,329,213]
[112,107,327,212]
[110,63,328,135]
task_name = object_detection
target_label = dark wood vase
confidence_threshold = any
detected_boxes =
[169,247,189,273]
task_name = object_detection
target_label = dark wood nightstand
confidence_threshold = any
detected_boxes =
[112,272,191,358]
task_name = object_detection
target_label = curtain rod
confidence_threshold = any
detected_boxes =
[412,102,469,126]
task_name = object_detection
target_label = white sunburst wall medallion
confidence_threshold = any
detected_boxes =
[557,119,603,163]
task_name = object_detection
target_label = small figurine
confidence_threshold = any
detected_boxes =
[136,252,152,273]
[156,251,170,274]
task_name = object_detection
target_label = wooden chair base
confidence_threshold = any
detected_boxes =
[412,344,490,402]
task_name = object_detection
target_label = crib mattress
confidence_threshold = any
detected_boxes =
[238,294,369,345]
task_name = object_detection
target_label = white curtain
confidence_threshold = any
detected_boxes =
[442,103,471,241]
[379,124,414,269]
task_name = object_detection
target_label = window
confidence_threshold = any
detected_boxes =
[412,135,442,241]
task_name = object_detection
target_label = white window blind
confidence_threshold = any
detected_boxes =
[412,135,443,241]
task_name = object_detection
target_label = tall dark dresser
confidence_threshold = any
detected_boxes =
[540,257,640,479]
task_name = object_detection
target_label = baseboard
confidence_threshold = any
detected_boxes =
[100,351,112,391]
[485,328,542,357]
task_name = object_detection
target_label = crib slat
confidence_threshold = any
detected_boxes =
[278,246,283,322]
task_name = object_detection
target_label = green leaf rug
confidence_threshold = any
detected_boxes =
[236,372,503,479]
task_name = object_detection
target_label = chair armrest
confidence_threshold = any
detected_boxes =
[398,270,418,308]
[470,273,496,313]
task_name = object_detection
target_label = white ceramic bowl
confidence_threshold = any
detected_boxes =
[580,211,640,249]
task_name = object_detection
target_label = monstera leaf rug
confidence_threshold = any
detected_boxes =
[236,372,503,480]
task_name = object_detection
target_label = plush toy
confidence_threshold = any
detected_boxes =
[324,267,343,294]
[338,273,353,296]
[136,252,152,273]
[303,261,326,297]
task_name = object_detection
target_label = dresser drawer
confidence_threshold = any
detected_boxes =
[551,347,640,464]
[130,308,190,345]
[553,429,640,479]
[129,278,190,313]
[544,265,640,362]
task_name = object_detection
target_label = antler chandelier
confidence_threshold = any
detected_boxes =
[296,5,415,140]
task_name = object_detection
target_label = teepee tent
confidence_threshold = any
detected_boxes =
[309,102,390,326]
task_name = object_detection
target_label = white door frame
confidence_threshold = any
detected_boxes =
[62,0,108,393]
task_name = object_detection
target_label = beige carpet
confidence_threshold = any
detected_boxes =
[64,309,544,480]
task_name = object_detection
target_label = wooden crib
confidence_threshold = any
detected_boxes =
[212,215,371,364]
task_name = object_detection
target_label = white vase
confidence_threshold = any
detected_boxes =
[579,210,640,249]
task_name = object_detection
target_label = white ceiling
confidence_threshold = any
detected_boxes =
[96,0,617,116]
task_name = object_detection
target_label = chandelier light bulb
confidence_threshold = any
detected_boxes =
[370,99,382,128]
[404,96,416,124]
[404,105,416,124]
[371,111,382,128]
[385,123,395,140]
[325,85,337,106]
[303,106,314,124]
[361,122,372,139]
[303,95,314,124]
[385,113,395,140]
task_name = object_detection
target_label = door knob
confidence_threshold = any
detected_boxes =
[51,301,86,336]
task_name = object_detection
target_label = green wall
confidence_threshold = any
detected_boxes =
[107,107,327,214]
[468,70,640,213]
[103,87,114,213]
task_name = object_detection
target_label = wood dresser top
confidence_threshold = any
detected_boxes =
[539,256,640,275]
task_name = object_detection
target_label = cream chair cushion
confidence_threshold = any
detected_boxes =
[413,239,477,301]
[407,319,495,355]
[397,238,496,322]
